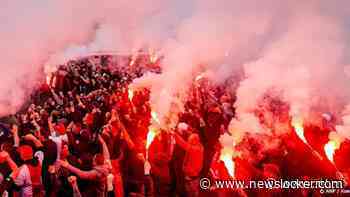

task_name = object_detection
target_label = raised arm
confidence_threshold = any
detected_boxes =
[110,110,135,150]
[121,124,135,150]
[58,160,98,180]
[0,151,18,173]
[31,120,42,139]
[51,89,63,105]
[48,115,55,135]
[23,134,43,148]
[11,124,20,147]
[80,76,90,84]
[173,132,191,151]
[76,95,86,109]
[98,135,110,162]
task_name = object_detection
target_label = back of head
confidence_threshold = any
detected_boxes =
[18,145,33,162]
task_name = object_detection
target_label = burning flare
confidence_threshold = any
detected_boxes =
[146,127,157,150]
[151,111,160,124]
[129,53,137,66]
[324,140,340,163]
[220,148,235,178]
[145,126,157,175]
[291,116,323,160]
[146,111,160,157]
[46,73,52,86]
[291,117,308,144]
[128,89,134,101]
[195,73,205,81]
[149,48,158,64]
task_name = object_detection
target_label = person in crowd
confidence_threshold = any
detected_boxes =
[0,54,254,197]
[102,109,135,197]
[0,150,18,196]
[58,135,111,197]
[47,141,80,197]
[171,128,204,197]
[0,144,43,197]
[149,130,175,197]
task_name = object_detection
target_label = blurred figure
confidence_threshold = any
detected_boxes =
[58,135,110,197]
[2,145,43,197]
[172,130,204,197]
[149,131,175,197]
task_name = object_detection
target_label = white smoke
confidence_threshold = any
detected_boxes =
[331,105,350,144]
[231,1,350,146]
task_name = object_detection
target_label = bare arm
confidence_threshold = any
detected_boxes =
[7,156,18,171]
[51,89,63,105]
[7,156,18,173]
[68,176,82,197]
[76,94,82,103]
[48,116,55,134]
[11,125,20,147]
[80,76,90,84]
[23,134,43,148]
[72,183,82,197]
[31,120,43,139]
[98,135,110,162]
[121,125,135,150]
[0,151,18,174]
[61,161,98,180]
[76,95,86,109]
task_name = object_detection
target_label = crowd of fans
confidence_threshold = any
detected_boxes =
[1,53,347,197]
[0,54,239,197]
